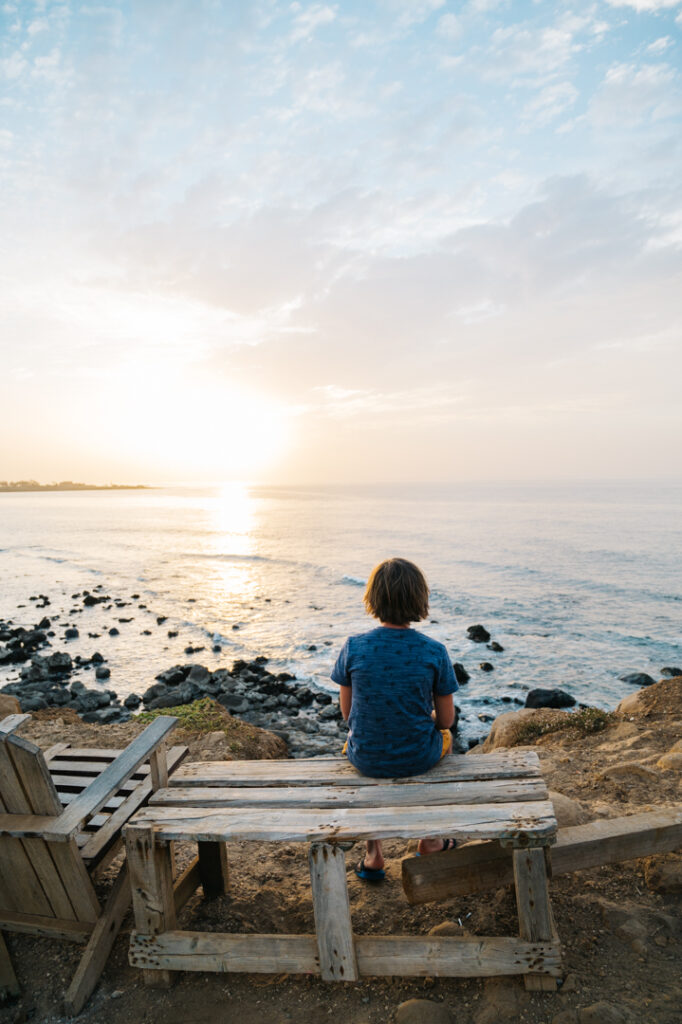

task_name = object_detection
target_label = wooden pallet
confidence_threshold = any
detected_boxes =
[124,751,561,991]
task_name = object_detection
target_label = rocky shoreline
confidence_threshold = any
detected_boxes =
[2,600,680,758]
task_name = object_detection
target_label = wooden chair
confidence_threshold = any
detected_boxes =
[0,712,187,1015]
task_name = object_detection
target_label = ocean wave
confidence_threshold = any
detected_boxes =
[341,575,365,586]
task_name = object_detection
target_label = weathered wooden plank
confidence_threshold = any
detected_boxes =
[513,847,558,991]
[152,777,549,809]
[129,931,320,974]
[198,842,229,899]
[49,760,145,777]
[0,813,68,839]
[0,931,20,998]
[0,911,93,941]
[171,750,542,788]
[0,715,31,737]
[355,935,562,977]
[128,931,560,978]
[2,734,78,920]
[63,864,131,1016]
[79,746,187,868]
[125,800,558,845]
[44,742,71,763]
[49,841,101,923]
[173,858,201,913]
[309,843,358,981]
[402,807,682,904]
[53,717,178,837]
[126,826,176,988]
[149,742,169,791]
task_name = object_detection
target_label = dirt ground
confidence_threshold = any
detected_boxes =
[1,680,680,1024]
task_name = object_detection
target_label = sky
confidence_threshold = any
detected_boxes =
[1,0,681,485]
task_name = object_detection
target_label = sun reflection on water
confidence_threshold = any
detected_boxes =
[208,482,259,605]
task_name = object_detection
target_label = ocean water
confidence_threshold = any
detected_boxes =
[1,482,681,743]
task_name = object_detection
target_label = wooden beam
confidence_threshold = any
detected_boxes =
[63,863,131,1016]
[513,847,558,991]
[130,930,320,974]
[309,843,358,981]
[402,807,682,905]
[124,800,558,845]
[125,826,177,988]
[0,932,20,998]
[198,842,229,899]
[128,930,560,979]
[170,750,542,788]
[0,911,93,941]
[172,858,201,914]
[152,777,549,809]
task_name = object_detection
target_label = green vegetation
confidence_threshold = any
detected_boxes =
[514,706,614,746]
[138,697,230,734]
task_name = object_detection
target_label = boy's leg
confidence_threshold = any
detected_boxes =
[363,839,384,870]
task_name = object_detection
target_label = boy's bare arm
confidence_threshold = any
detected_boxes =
[433,693,455,730]
[339,685,352,721]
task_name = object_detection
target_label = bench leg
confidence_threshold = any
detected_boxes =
[0,931,20,1000]
[513,847,559,991]
[309,842,358,982]
[126,826,177,989]
[63,863,131,1015]
[198,841,229,899]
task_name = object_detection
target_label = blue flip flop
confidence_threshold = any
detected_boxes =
[355,859,385,882]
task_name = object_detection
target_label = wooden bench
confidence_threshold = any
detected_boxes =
[124,749,562,989]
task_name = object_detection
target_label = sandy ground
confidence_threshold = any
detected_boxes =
[1,680,680,1024]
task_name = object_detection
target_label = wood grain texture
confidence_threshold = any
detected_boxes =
[63,864,132,1016]
[402,807,682,904]
[128,931,561,978]
[513,847,558,991]
[152,777,549,809]
[130,931,320,974]
[0,932,19,998]
[125,826,177,988]
[170,750,542,788]
[309,843,358,981]
[125,800,557,845]
[0,912,93,941]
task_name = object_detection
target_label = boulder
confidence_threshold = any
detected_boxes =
[479,662,494,672]
[467,624,490,643]
[0,694,21,715]
[487,641,504,652]
[479,708,567,751]
[656,738,682,771]
[64,627,79,639]
[660,666,682,677]
[453,662,469,685]
[124,693,142,709]
[186,665,210,686]
[95,666,111,680]
[525,688,576,709]
[47,651,73,674]
[643,853,682,894]
[618,672,655,687]
[396,999,452,1024]
[549,790,589,827]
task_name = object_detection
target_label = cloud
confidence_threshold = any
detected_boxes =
[289,3,337,43]
[605,0,681,10]
[646,35,673,52]
[436,12,461,40]
[589,61,680,127]
[523,82,579,126]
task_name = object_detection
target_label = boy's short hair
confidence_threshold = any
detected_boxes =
[364,558,429,625]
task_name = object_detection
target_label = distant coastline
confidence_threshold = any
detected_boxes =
[0,481,150,492]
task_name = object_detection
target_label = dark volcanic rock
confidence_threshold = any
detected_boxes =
[95,666,111,680]
[467,624,490,643]
[452,662,470,685]
[487,641,504,652]
[479,662,495,672]
[91,651,104,664]
[619,672,656,687]
[661,666,682,678]
[64,627,79,639]
[525,688,576,709]
[124,694,142,709]
[109,627,120,636]
[47,651,73,674]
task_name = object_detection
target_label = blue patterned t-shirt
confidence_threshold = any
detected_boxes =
[331,627,458,778]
